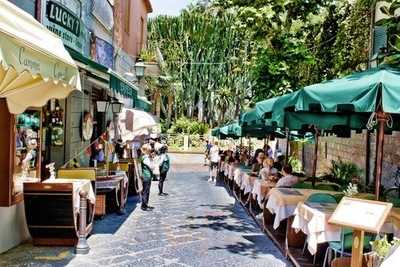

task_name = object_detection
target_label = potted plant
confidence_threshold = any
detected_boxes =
[368,235,400,267]
[324,158,363,189]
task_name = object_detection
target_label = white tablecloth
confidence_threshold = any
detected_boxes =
[292,202,340,255]
[266,195,297,229]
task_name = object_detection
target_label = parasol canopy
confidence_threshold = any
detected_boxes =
[118,108,158,142]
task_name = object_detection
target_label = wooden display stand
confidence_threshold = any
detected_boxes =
[329,197,393,267]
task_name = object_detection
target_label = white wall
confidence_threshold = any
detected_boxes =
[0,202,30,254]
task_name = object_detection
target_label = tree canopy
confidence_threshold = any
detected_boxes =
[146,0,373,127]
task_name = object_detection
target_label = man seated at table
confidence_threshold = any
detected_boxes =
[276,165,299,188]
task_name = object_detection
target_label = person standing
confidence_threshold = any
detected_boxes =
[204,140,212,166]
[140,144,155,211]
[208,141,220,184]
[158,145,170,196]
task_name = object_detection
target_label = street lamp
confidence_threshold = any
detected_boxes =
[96,100,108,113]
[134,59,145,81]
[96,98,123,114]
[111,99,123,113]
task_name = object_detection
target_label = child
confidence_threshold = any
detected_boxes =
[140,144,155,211]
[259,158,278,182]
[158,145,170,196]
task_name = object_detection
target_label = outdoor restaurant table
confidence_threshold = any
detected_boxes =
[96,171,129,212]
[266,188,340,229]
[252,179,276,206]
[43,178,96,213]
[241,173,258,194]
[233,166,251,186]
[292,202,400,255]
[292,202,339,255]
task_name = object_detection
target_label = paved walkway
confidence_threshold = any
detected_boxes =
[0,154,290,267]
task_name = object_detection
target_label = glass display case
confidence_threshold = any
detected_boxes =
[12,109,41,196]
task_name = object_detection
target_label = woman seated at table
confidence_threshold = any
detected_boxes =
[250,151,266,176]
[239,149,249,165]
[259,158,278,182]
[275,165,299,188]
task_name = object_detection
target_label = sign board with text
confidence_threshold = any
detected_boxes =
[329,197,393,233]
[41,0,90,57]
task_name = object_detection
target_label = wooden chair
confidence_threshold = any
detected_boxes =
[108,162,130,172]
[57,168,96,181]
[330,257,350,267]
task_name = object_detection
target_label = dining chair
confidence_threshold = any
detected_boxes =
[314,183,341,192]
[322,228,374,267]
[305,193,338,204]
[293,182,313,189]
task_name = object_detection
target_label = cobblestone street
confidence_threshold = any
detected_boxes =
[0,154,290,267]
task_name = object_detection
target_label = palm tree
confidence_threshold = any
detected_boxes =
[214,87,232,124]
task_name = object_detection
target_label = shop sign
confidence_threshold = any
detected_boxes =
[41,0,90,57]
[46,1,80,36]
[94,37,114,69]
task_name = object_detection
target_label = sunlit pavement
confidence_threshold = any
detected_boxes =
[0,153,291,267]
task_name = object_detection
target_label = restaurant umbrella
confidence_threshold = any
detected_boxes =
[275,67,400,200]
[0,0,81,114]
[118,108,159,142]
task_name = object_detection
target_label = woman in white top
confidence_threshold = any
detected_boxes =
[276,165,299,188]
[208,141,220,184]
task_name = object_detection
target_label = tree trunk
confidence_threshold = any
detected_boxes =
[197,95,204,122]
[167,95,173,127]
[235,94,241,119]
[155,90,161,119]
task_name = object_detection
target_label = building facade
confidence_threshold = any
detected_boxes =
[0,0,153,254]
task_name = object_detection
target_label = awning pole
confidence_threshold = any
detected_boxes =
[285,128,290,165]
[312,129,320,187]
[375,111,386,200]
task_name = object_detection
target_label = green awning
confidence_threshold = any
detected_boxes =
[109,70,138,99]
[272,67,400,132]
[211,127,220,137]
[255,97,279,122]
[66,47,108,73]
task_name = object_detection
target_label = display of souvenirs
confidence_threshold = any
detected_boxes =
[14,110,41,195]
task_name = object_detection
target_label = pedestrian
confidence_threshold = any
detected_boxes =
[140,144,155,211]
[208,141,220,184]
[158,145,170,196]
[204,140,212,166]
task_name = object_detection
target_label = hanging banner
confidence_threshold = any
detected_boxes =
[94,37,114,69]
[41,0,90,57]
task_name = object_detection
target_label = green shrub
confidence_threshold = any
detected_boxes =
[325,158,363,186]
[168,117,209,135]
[288,155,302,173]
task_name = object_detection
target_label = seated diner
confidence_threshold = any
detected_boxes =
[276,165,299,188]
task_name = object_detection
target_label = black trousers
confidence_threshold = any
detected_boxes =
[158,172,167,194]
[141,180,151,207]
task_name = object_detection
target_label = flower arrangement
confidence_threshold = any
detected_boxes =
[343,183,358,197]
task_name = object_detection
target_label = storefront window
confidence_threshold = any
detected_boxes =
[9,0,36,17]
[13,110,41,195]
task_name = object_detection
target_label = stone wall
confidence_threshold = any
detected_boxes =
[278,130,400,189]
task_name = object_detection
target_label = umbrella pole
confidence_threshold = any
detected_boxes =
[375,111,386,200]
[312,129,320,187]
[285,129,290,165]
[240,137,243,152]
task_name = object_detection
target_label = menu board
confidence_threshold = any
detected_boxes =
[329,197,393,233]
